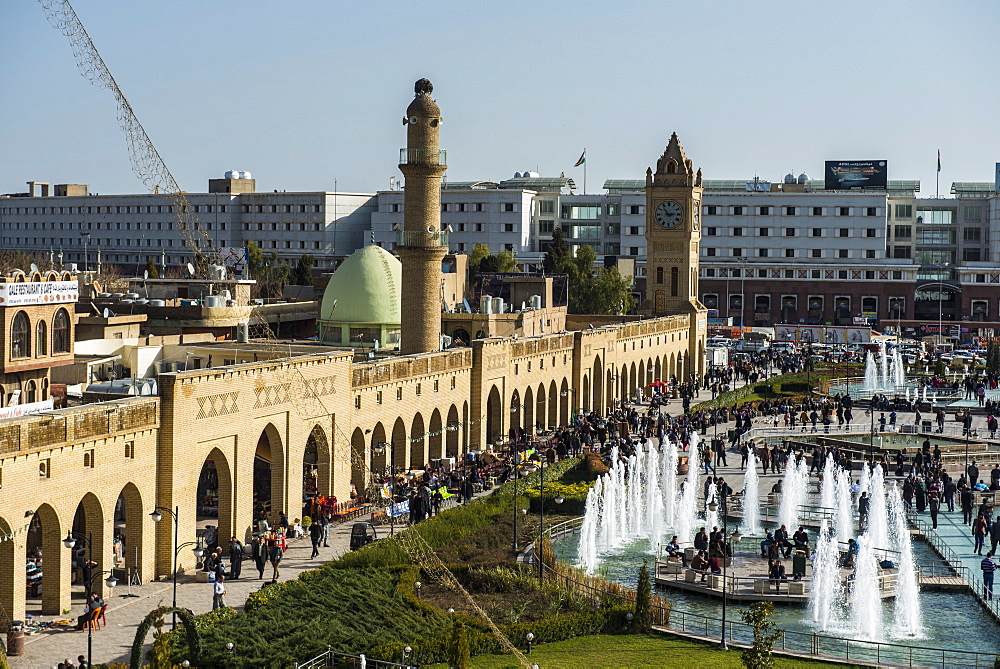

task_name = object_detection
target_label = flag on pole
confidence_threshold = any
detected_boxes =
[937,149,941,173]
[574,150,586,167]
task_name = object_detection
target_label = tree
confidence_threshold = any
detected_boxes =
[147,616,172,669]
[543,226,571,274]
[739,602,781,669]
[449,620,471,669]
[291,254,315,286]
[478,250,518,273]
[144,257,160,279]
[468,243,491,272]
[988,343,1000,375]
[633,560,652,633]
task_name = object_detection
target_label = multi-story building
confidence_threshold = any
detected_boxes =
[0,176,376,271]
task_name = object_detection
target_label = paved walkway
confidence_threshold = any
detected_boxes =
[8,497,480,668]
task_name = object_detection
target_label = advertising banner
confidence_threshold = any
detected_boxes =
[0,399,54,420]
[824,160,888,190]
[775,325,871,344]
[0,280,78,307]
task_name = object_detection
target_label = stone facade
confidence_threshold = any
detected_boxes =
[0,312,698,625]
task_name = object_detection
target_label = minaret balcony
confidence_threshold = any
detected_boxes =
[399,148,447,166]
[397,228,450,248]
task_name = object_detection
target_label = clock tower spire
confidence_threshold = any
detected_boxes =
[639,132,707,378]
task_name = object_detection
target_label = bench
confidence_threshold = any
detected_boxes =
[787,581,805,595]
[659,561,683,575]
[331,507,365,522]
[708,574,723,589]
[753,580,770,594]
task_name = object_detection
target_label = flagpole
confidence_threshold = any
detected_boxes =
[584,158,587,195]
[936,149,940,199]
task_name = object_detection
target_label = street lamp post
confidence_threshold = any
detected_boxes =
[560,387,578,419]
[150,506,205,629]
[63,531,118,668]
[717,489,741,650]
[532,454,565,581]
[373,442,399,536]
[737,257,748,329]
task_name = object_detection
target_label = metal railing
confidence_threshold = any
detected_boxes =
[544,516,996,667]
[737,422,987,446]
[906,508,1000,621]
[297,646,414,669]
[399,147,446,166]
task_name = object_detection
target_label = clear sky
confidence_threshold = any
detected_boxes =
[2,0,998,197]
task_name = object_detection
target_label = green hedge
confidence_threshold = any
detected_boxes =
[369,605,631,665]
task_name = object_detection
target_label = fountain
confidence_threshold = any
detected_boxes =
[858,342,908,394]
[866,465,889,551]
[661,437,678,528]
[643,440,663,547]
[889,483,922,637]
[676,432,700,546]
[834,467,853,543]
[778,452,808,531]
[705,482,719,532]
[578,476,600,573]
[819,455,836,516]
[810,520,843,631]
[850,537,883,640]
[741,449,761,535]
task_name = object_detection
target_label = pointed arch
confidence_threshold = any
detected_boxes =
[203,447,234,545]
[116,482,145,579]
[255,423,286,523]
[446,404,460,457]
[592,355,604,415]
[428,409,443,462]
[559,378,570,425]
[486,386,502,445]
[510,389,522,439]
[536,383,546,431]
[462,401,469,453]
[582,374,590,412]
[548,380,558,427]
[410,412,426,469]
[0,515,18,622]
[370,422,387,475]
[73,492,107,597]
[351,427,367,491]
[391,417,407,475]
[306,424,332,498]
[638,360,646,395]
[629,361,637,395]
[523,386,534,433]
[34,503,66,614]
[620,366,628,401]
[606,369,614,411]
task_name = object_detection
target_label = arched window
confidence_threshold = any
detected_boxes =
[24,380,36,404]
[52,309,70,354]
[41,378,49,401]
[36,321,47,356]
[11,312,29,358]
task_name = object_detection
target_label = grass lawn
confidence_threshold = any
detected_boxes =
[430,633,860,668]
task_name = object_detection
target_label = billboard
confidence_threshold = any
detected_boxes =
[824,160,888,191]
[0,280,78,307]
[774,325,871,344]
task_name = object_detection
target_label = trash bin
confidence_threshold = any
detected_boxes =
[792,552,807,576]
[6,620,25,656]
[921,420,932,432]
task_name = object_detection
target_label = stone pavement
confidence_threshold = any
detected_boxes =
[8,498,476,668]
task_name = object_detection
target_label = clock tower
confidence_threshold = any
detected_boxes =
[639,132,707,378]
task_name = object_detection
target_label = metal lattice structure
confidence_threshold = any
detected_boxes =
[395,528,531,668]
[38,0,215,258]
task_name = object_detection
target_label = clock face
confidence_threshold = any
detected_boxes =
[654,201,683,229]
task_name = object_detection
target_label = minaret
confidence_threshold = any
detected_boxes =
[397,78,448,355]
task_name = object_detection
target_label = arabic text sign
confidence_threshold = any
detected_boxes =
[0,281,79,307]
[824,160,888,191]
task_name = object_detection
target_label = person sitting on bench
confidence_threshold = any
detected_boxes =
[690,550,710,582]
[792,527,810,558]
[760,530,774,558]
[665,536,687,566]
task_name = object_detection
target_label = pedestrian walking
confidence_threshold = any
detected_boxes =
[213,574,227,610]
[252,536,267,579]
[928,492,940,530]
[858,491,870,532]
[269,539,283,579]
[309,517,323,558]
[983,552,997,600]
[962,485,975,525]
[974,514,989,555]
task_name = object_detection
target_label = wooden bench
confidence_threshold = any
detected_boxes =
[331,507,365,522]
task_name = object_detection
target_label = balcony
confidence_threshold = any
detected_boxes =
[397,228,450,249]
[399,148,447,166]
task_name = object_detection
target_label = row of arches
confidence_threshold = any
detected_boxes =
[348,404,468,489]
[11,308,71,359]
[1,482,147,617]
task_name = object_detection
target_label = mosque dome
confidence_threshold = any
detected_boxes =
[320,245,401,324]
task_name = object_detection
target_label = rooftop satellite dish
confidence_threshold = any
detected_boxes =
[143,270,149,281]
[186,263,195,277]
[30,263,38,273]
[103,308,111,318]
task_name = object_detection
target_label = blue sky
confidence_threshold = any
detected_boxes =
[2,0,997,196]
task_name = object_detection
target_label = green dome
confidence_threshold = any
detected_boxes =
[320,245,402,324]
